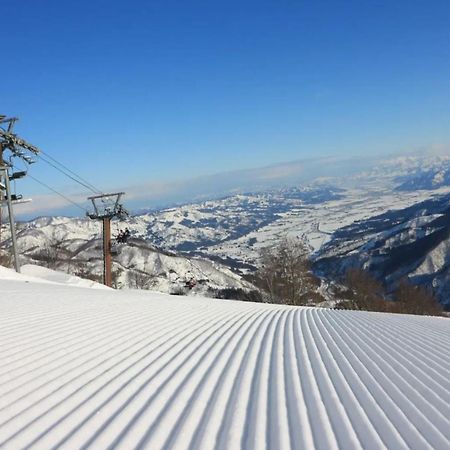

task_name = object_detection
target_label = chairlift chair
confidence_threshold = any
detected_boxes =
[9,171,27,180]
[110,241,119,255]
[22,156,35,164]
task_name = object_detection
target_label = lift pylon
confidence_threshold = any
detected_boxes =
[0,115,40,272]
[87,192,127,287]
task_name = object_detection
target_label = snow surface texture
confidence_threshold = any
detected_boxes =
[0,271,449,449]
[20,264,110,290]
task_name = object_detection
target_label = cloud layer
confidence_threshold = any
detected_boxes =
[14,150,449,219]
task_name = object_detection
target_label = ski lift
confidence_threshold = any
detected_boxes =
[87,192,125,219]
[110,241,119,255]
[13,149,25,157]
[22,155,36,164]
[86,192,129,287]
[115,228,131,244]
[185,278,197,289]
[9,171,27,180]
[0,179,28,205]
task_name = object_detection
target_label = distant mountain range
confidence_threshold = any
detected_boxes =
[2,153,450,307]
[315,194,450,307]
[395,159,450,191]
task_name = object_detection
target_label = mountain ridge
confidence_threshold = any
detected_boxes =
[3,154,450,305]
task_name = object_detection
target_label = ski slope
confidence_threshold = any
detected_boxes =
[0,272,449,449]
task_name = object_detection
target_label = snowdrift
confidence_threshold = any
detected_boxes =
[20,264,111,290]
[0,269,449,449]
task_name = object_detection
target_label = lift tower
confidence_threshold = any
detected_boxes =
[0,115,39,272]
[87,192,127,287]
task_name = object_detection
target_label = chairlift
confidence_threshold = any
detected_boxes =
[13,149,25,157]
[115,228,131,244]
[86,192,128,287]
[110,241,119,255]
[116,204,128,220]
[0,191,28,206]
[185,278,197,289]
[22,155,35,164]
[9,171,27,180]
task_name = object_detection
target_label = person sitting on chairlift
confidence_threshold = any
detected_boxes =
[117,228,131,244]
[116,229,125,244]
[186,278,197,289]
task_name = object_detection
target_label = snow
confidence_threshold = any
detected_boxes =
[7,157,450,290]
[411,239,450,276]
[206,186,450,267]
[0,267,449,449]
[20,264,111,290]
[0,264,109,289]
[0,265,54,284]
[3,217,255,294]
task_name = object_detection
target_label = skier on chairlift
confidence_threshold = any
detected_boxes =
[116,228,131,244]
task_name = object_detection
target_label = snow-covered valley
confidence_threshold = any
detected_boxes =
[3,154,450,306]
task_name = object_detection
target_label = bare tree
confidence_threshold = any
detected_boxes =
[255,238,320,305]
[341,269,443,316]
[0,248,12,268]
[73,263,103,284]
[128,270,154,290]
[35,232,67,269]
[391,280,442,316]
[343,268,386,311]
[111,265,123,289]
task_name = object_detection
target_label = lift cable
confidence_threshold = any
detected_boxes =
[37,153,102,195]
[24,171,89,213]
[39,149,103,194]
[36,151,120,210]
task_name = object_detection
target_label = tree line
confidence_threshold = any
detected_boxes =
[252,238,444,316]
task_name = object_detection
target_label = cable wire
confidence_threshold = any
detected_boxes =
[25,172,89,213]
[13,149,119,213]
[36,152,120,210]
[37,154,101,195]
[39,149,103,194]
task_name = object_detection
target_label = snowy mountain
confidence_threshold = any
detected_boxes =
[0,266,449,449]
[4,153,450,304]
[393,156,450,191]
[0,217,256,298]
[315,193,450,307]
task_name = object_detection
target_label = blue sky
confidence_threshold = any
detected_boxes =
[2,0,450,215]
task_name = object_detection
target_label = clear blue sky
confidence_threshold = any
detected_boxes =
[2,0,450,213]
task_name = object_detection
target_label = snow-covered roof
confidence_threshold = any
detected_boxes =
[0,269,449,449]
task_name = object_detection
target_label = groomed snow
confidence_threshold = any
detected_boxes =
[20,264,111,290]
[0,271,449,449]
